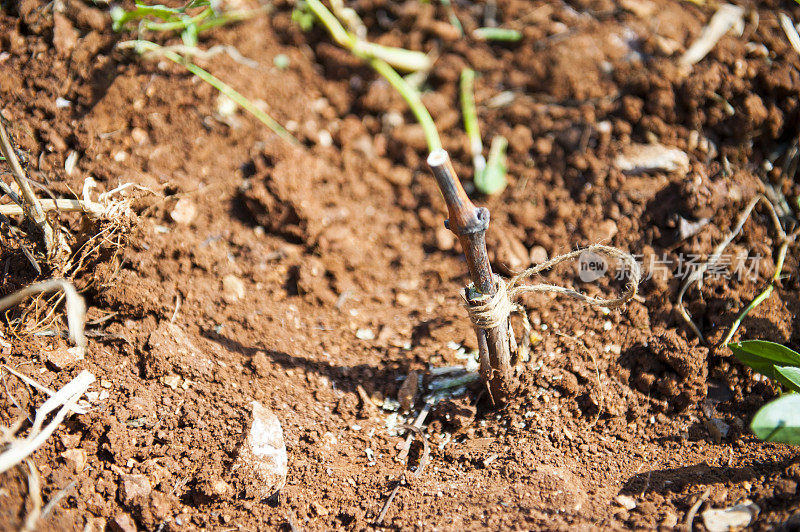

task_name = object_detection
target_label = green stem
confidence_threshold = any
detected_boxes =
[305,0,441,151]
[459,68,484,176]
[143,7,213,32]
[472,27,522,42]
[368,58,441,152]
[720,239,790,346]
[120,40,299,146]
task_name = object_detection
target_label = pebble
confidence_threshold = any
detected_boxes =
[222,274,246,303]
[529,245,548,264]
[595,219,618,241]
[435,226,455,251]
[170,198,197,225]
[130,127,149,145]
[614,143,690,174]
[45,346,83,370]
[118,474,151,506]
[356,328,375,340]
[615,494,637,510]
[233,401,287,500]
[110,515,137,532]
[702,502,759,532]
[61,448,87,473]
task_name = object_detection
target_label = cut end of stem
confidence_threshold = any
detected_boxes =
[427,149,449,167]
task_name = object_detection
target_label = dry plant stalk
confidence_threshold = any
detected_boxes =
[0,369,95,474]
[0,119,58,257]
[0,279,87,355]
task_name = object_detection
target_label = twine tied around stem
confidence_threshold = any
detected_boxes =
[463,245,642,334]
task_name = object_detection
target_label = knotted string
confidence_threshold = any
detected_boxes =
[463,245,642,338]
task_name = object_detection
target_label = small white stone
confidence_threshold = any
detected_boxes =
[702,502,760,532]
[64,151,78,175]
[170,198,196,225]
[233,401,287,500]
[615,494,637,510]
[216,94,238,117]
[318,130,333,147]
[356,328,375,340]
[222,275,246,303]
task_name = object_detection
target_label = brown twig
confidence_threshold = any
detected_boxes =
[427,149,516,403]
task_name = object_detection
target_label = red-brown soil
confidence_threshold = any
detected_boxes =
[1,0,799,530]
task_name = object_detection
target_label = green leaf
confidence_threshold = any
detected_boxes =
[475,135,507,195]
[728,340,800,376]
[750,394,800,445]
[775,366,800,393]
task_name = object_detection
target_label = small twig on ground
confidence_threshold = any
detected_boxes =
[556,332,605,426]
[779,13,800,57]
[39,479,77,522]
[683,488,711,531]
[0,119,57,256]
[679,4,744,67]
[396,399,432,461]
[376,424,430,526]
[676,195,794,346]
[2,365,88,416]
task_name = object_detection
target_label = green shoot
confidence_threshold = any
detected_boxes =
[304,0,441,151]
[750,394,800,445]
[728,340,800,392]
[118,40,299,146]
[729,339,800,445]
[720,237,791,345]
[472,27,522,42]
[459,68,507,195]
[439,0,463,37]
[460,68,485,179]
[111,0,265,47]
[478,136,508,195]
[292,2,315,32]
[302,0,431,72]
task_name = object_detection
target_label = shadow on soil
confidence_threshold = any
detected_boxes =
[621,457,798,496]
[205,332,409,397]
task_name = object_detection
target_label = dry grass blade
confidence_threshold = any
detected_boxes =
[0,119,57,256]
[1,364,87,415]
[0,279,86,355]
[679,4,744,67]
[0,369,95,474]
[779,13,800,57]
[22,458,42,532]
